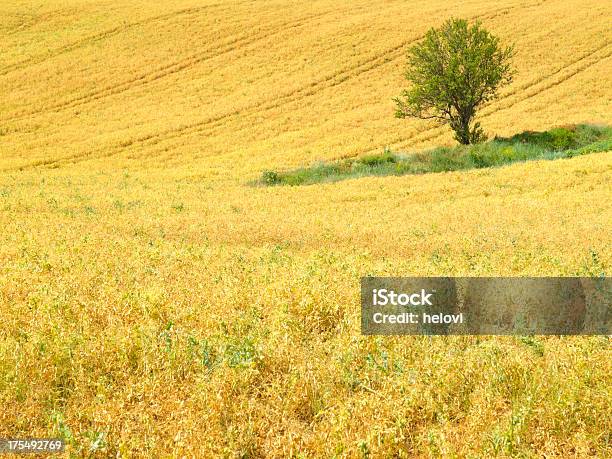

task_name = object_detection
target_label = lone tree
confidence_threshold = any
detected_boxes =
[394,18,514,145]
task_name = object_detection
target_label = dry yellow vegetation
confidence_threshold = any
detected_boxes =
[1,0,611,457]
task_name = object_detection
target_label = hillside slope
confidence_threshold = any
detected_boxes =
[1,0,610,173]
[1,1,611,457]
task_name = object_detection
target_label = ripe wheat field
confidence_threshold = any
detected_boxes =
[1,0,611,457]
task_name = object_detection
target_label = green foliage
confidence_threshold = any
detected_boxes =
[257,124,610,186]
[359,149,397,166]
[501,124,611,152]
[225,336,260,368]
[394,18,515,144]
[262,170,281,185]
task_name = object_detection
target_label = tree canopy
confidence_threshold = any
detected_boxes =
[394,18,515,144]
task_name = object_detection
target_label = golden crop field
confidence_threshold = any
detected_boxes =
[1,0,611,457]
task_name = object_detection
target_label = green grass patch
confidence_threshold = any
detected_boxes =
[256,124,611,186]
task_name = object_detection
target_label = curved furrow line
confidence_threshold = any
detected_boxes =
[0,2,251,77]
[1,9,79,37]
[1,17,37,37]
[489,42,611,107]
[484,49,611,114]
[1,9,344,122]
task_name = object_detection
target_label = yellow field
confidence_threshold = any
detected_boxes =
[1,0,611,457]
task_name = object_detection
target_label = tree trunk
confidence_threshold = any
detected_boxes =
[450,114,472,145]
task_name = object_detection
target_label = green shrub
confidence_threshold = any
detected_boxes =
[262,170,281,185]
[504,127,578,151]
[358,151,397,167]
